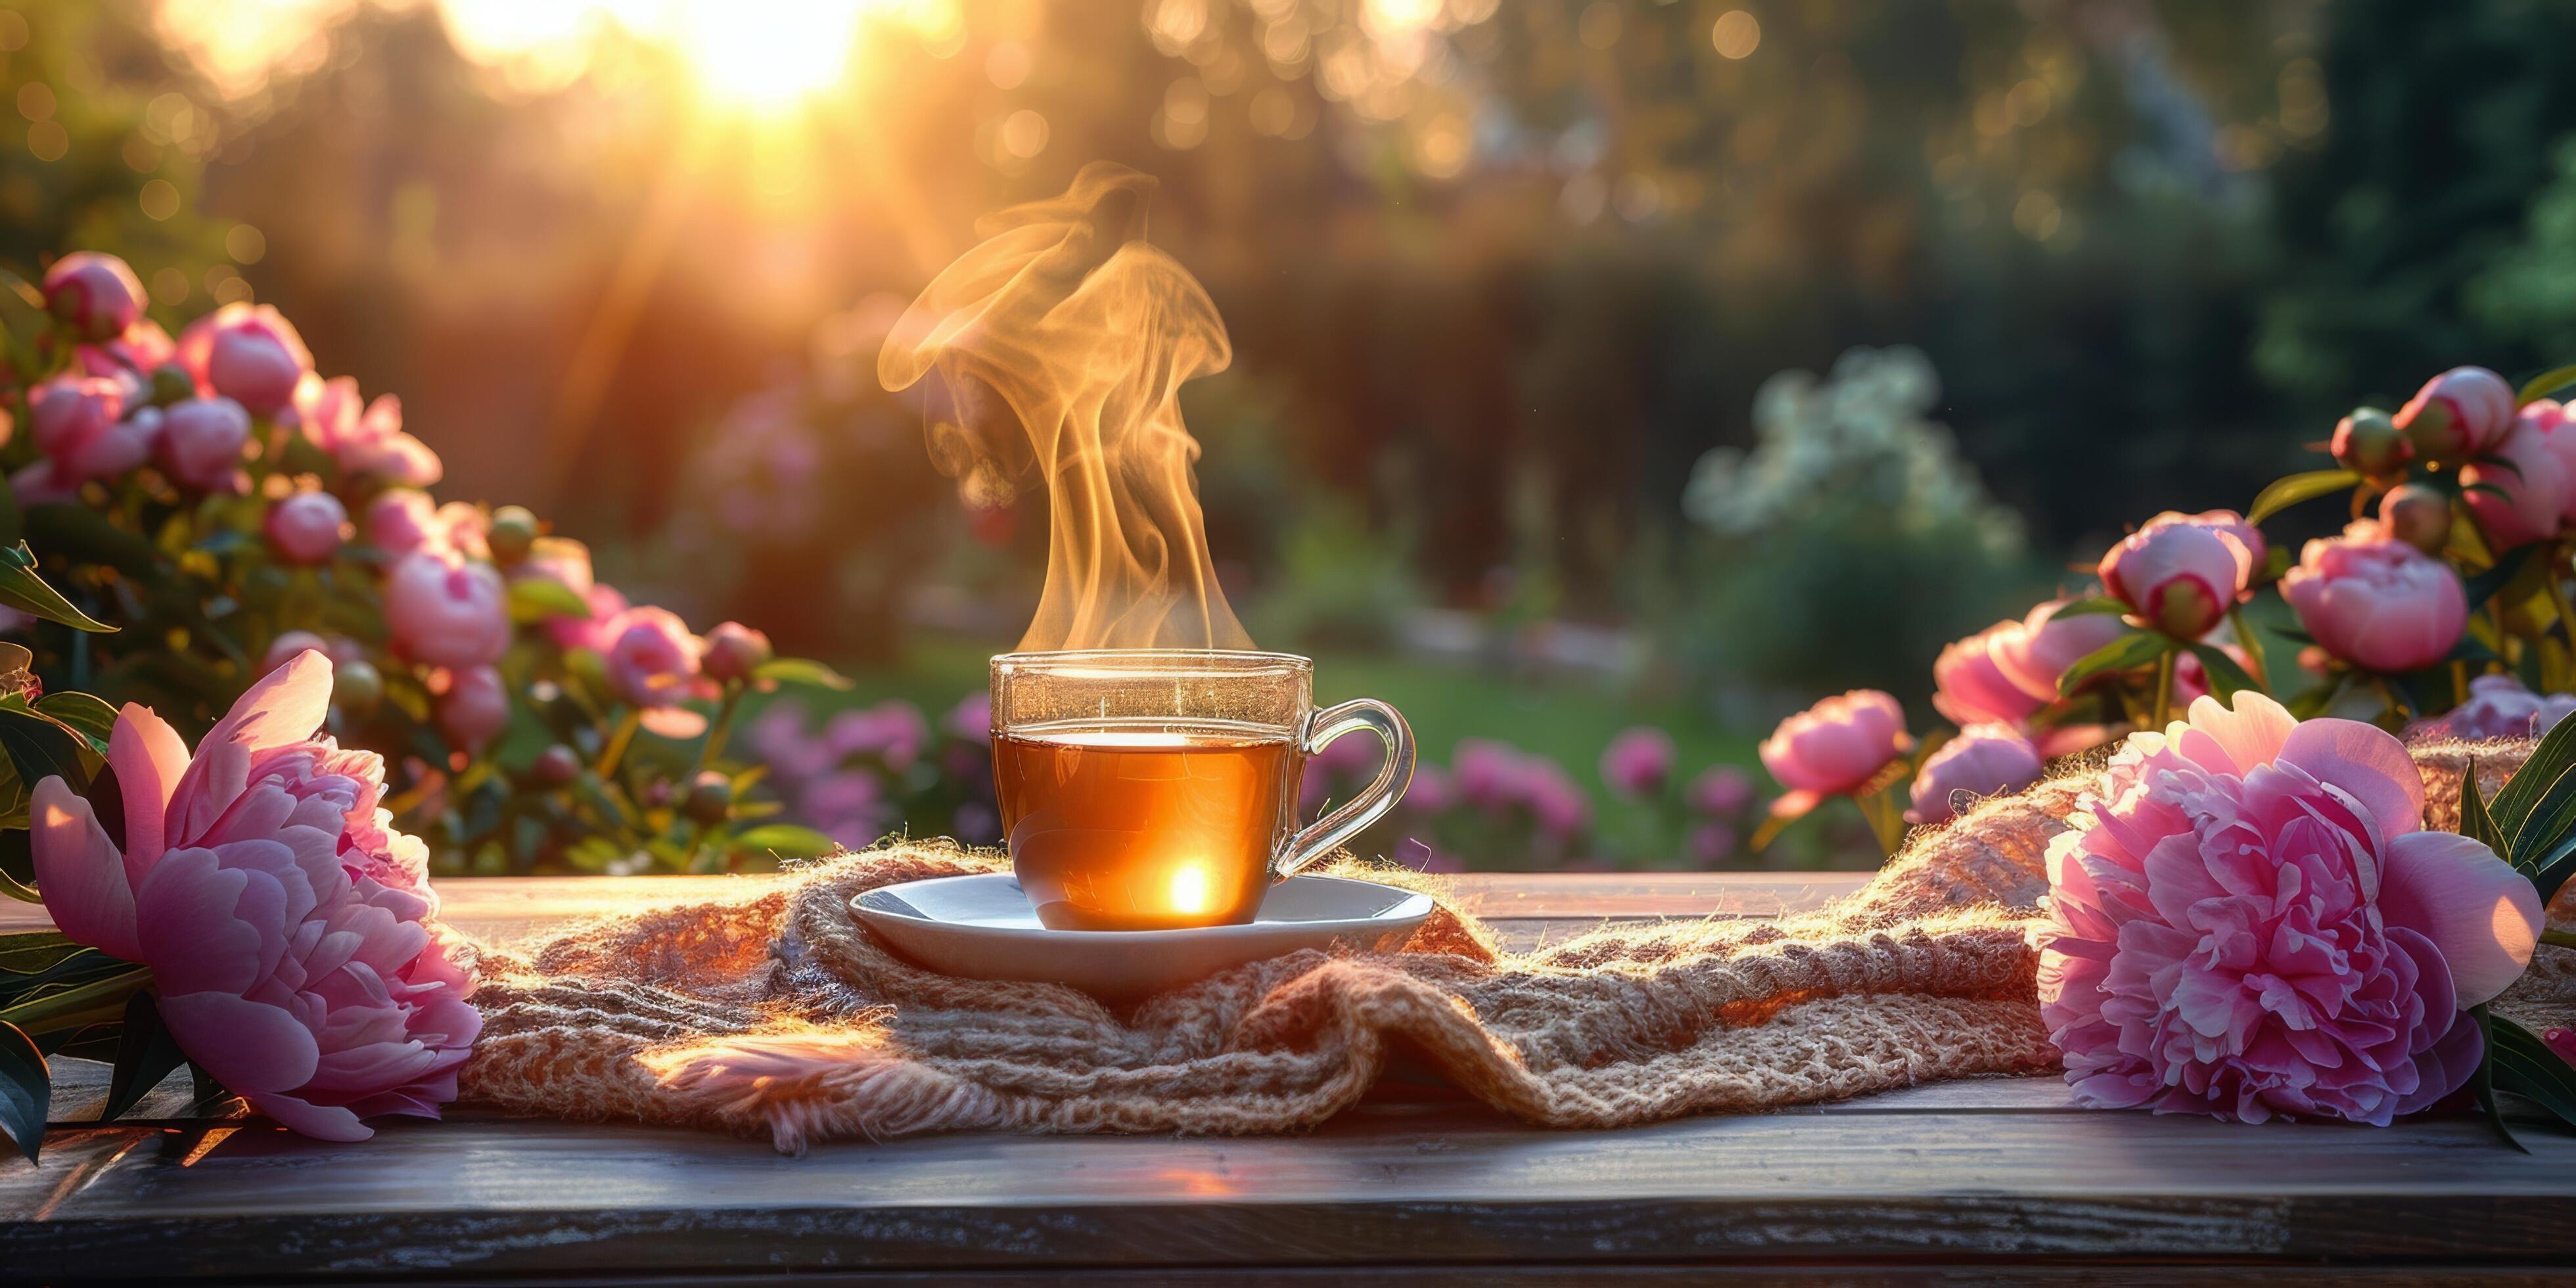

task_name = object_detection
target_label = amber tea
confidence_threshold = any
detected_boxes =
[995,720,1298,931]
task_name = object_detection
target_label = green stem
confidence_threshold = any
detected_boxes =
[692,684,745,776]
[2226,605,2269,692]
[595,709,641,781]
[2542,928,2576,951]
[2151,647,2176,727]
[2546,545,2576,691]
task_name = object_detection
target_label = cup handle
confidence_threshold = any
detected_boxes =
[1274,698,1414,882]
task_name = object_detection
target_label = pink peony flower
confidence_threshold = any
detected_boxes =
[28,653,480,1140]
[43,252,145,342]
[383,551,511,670]
[177,303,311,416]
[1759,690,1912,817]
[701,622,772,683]
[2395,365,2517,461]
[2037,691,2541,1124]
[265,492,348,565]
[1520,758,1592,839]
[2461,401,2571,549]
[2418,674,2576,741]
[156,396,250,494]
[437,664,511,751]
[80,318,175,385]
[2099,512,2259,639]
[1688,764,1757,816]
[363,492,486,562]
[1933,620,2049,727]
[825,700,930,769]
[603,607,716,731]
[335,394,440,488]
[1993,599,2130,702]
[800,770,888,848]
[745,704,832,786]
[1904,723,2042,825]
[2280,522,2468,674]
[1598,726,1676,798]
[547,582,629,654]
[943,692,991,743]
[1688,821,1737,865]
[1404,761,1454,815]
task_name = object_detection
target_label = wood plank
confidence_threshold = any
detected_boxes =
[5,1099,2573,1278]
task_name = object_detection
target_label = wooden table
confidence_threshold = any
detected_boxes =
[5,873,2573,1285]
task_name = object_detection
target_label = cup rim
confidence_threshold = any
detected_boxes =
[989,647,1313,678]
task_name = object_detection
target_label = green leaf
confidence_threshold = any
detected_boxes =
[2490,710,2576,841]
[2520,363,2576,407]
[2185,643,2259,701]
[2460,756,2510,857]
[32,692,115,756]
[2049,595,2128,618]
[0,704,91,796]
[2509,764,2576,875]
[506,577,591,624]
[99,992,185,1123]
[2249,469,2362,524]
[727,823,839,858]
[0,1020,44,1162]
[750,658,854,691]
[2491,1014,2576,1135]
[0,543,112,633]
[2472,1004,2524,1152]
[2465,544,2539,610]
[2057,631,2173,697]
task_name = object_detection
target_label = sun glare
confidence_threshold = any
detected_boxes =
[160,0,958,112]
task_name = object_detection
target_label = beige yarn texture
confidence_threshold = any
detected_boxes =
[457,738,2576,1151]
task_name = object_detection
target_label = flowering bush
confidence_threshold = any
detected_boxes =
[1757,358,2576,1130]
[0,250,856,879]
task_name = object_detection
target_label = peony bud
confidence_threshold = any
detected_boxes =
[177,304,311,416]
[2461,400,2571,550]
[2395,365,2516,461]
[333,658,384,715]
[2331,407,2411,476]
[1759,689,1912,815]
[683,770,733,825]
[701,620,772,684]
[487,505,540,563]
[531,744,582,787]
[2280,521,2469,674]
[2098,513,2258,639]
[155,396,250,494]
[2378,482,2452,555]
[147,362,196,407]
[1904,723,2043,825]
[28,375,124,459]
[41,252,145,343]
[383,551,511,669]
[264,492,348,565]
[1598,726,1676,799]
[437,664,511,752]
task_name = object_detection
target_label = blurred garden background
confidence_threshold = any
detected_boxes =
[4,0,2570,871]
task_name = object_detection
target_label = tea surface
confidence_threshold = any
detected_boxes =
[994,720,1297,930]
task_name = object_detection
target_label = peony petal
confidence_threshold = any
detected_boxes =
[2175,691,2297,777]
[131,847,268,996]
[158,990,321,1095]
[2377,829,2542,1007]
[240,1090,371,1142]
[170,651,333,840]
[2276,717,2425,839]
[106,703,191,882]
[28,777,141,960]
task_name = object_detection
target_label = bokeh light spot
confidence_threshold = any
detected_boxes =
[1713,10,1760,60]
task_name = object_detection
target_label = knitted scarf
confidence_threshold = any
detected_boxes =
[456,737,2576,1152]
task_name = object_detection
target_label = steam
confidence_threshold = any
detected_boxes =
[879,163,1251,653]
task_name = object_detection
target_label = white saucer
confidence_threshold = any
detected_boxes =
[850,873,1435,1000]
